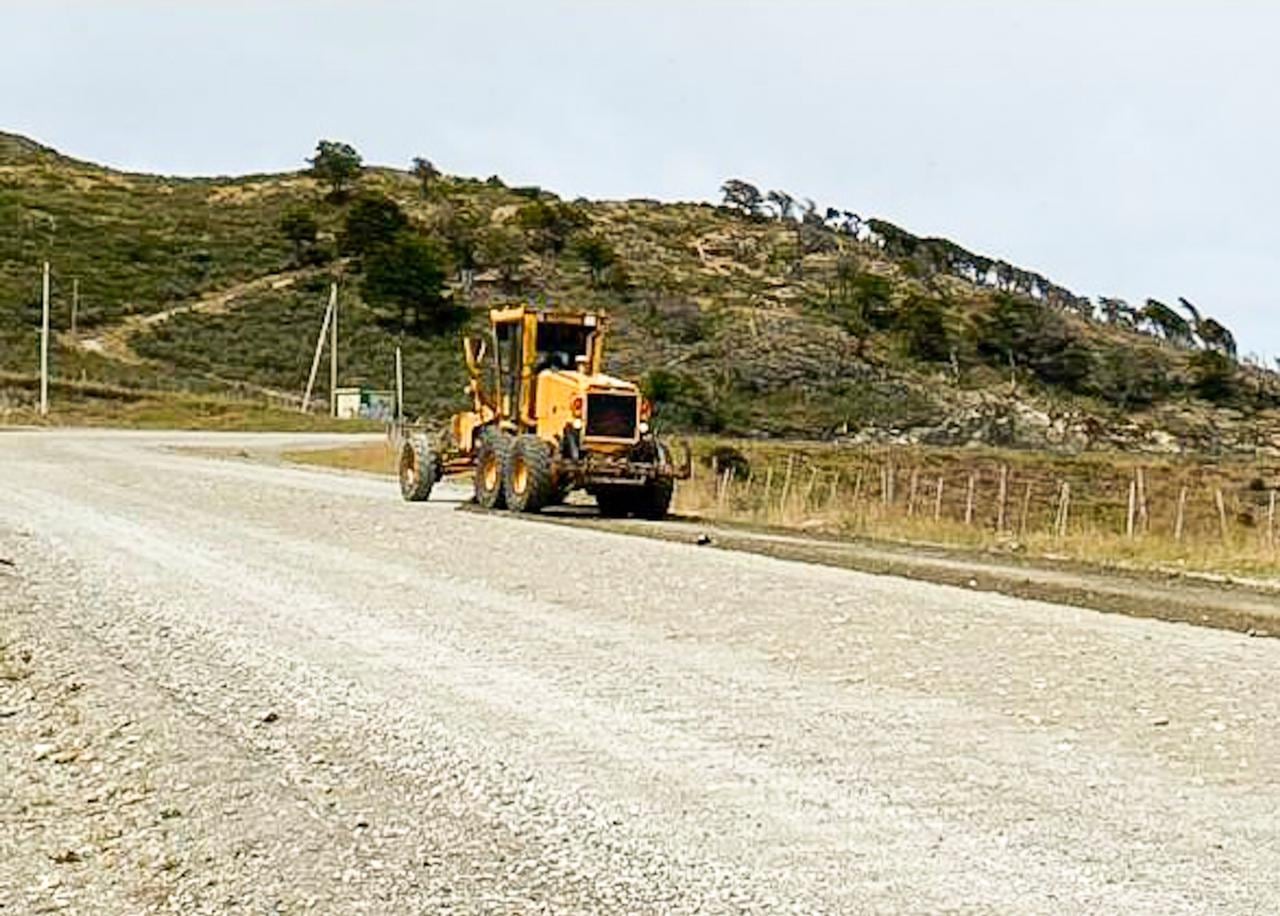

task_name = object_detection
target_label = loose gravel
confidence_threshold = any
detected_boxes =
[2,429,1278,913]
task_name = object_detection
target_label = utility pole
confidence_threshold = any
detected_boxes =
[329,283,339,417]
[70,277,79,338]
[395,345,404,423]
[40,261,50,416]
[301,283,336,413]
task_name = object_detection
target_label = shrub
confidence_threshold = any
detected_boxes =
[895,295,950,363]
[1188,350,1239,403]
[340,193,409,257]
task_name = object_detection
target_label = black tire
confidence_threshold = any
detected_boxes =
[504,435,555,513]
[594,485,633,518]
[634,442,675,520]
[474,429,510,509]
[399,438,439,502]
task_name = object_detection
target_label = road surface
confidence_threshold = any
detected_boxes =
[2,430,1277,914]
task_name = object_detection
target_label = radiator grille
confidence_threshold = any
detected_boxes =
[585,393,638,439]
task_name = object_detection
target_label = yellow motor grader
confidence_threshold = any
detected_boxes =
[397,304,688,517]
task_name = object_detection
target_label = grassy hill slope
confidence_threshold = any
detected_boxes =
[2,131,1278,451]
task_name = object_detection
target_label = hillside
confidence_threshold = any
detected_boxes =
[2,131,1278,452]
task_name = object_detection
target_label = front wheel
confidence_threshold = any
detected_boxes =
[474,430,510,509]
[399,438,439,502]
[504,435,555,513]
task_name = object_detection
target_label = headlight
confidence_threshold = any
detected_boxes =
[638,421,650,434]
[572,418,583,429]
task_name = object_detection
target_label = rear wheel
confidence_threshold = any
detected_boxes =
[634,475,674,520]
[594,486,633,518]
[399,438,439,502]
[474,430,510,509]
[504,435,555,513]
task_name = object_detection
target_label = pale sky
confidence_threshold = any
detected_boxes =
[6,1,1278,359]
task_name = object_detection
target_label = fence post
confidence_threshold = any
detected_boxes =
[964,472,977,527]
[996,465,1009,533]
[1175,486,1188,543]
[907,469,920,517]
[934,476,945,522]
[1018,482,1033,537]
[1215,488,1229,544]
[1136,467,1149,534]
[1126,479,1137,539]
[1268,490,1277,552]
[1055,481,1071,539]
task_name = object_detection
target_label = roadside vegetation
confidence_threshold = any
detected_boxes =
[281,438,1279,580]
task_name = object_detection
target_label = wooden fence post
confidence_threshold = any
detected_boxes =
[1268,490,1277,551]
[1174,486,1188,543]
[1018,482,1033,537]
[1126,479,1137,539]
[780,455,796,516]
[907,469,920,517]
[1136,467,1149,534]
[965,472,977,527]
[1215,489,1229,544]
[996,464,1009,533]
[934,476,945,522]
[1055,481,1071,539]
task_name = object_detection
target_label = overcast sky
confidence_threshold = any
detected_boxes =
[6,1,1277,358]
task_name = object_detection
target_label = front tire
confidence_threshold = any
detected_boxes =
[474,430,510,509]
[399,438,439,502]
[504,435,555,513]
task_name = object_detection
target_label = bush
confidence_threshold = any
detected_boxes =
[975,294,1092,392]
[704,445,750,480]
[340,193,409,257]
[895,295,950,363]
[362,232,456,333]
[1188,350,1239,403]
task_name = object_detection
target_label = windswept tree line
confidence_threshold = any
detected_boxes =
[720,178,1241,360]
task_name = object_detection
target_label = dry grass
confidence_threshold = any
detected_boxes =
[273,436,1280,580]
[284,441,396,474]
[678,440,1280,579]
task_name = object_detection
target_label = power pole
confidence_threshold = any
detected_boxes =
[395,345,404,423]
[70,277,79,338]
[329,284,339,417]
[301,283,336,413]
[40,261,50,416]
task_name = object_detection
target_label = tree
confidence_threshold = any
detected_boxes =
[411,157,440,197]
[308,140,362,198]
[340,193,409,256]
[515,199,588,255]
[362,232,453,331]
[571,234,617,287]
[433,202,481,292]
[766,189,795,222]
[896,295,951,363]
[1188,350,1239,403]
[1199,317,1238,358]
[1140,298,1192,346]
[278,207,318,263]
[478,225,528,291]
[720,179,763,218]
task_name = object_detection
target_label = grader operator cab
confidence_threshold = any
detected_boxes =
[398,305,688,518]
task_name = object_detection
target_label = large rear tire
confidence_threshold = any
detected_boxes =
[399,438,439,502]
[474,430,510,509]
[504,435,555,513]
[594,486,633,518]
[634,475,674,520]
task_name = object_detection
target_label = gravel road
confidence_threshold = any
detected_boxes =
[2,429,1278,914]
